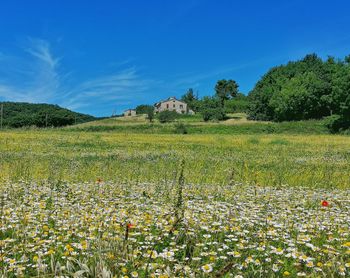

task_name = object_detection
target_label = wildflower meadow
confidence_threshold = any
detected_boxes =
[0,130,349,277]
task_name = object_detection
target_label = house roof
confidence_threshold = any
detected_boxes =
[154,97,187,106]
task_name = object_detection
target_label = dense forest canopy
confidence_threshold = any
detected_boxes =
[0,102,96,128]
[247,54,350,131]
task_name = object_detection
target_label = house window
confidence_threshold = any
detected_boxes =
[173,104,175,108]
[166,104,169,108]
[180,104,183,109]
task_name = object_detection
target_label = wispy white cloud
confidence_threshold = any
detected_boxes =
[62,68,153,110]
[25,38,60,68]
[0,38,61,103]
[0,38,153,114]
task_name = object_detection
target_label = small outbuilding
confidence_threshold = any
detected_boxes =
[123,109,136,117]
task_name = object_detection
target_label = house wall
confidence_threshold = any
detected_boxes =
[123,110,136,117]
[155,100,187,114]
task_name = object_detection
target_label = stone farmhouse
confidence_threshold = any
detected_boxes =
[123,109,136,117]
[154,97,193,114]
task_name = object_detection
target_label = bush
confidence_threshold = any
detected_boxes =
[147,110,155,122]
[174,122,188,134]
[201,108,226,122]
[263,124,277,134]
[136,105,154,115]
[224,94,250,113]
[157,111,179,123]
[324,115,350,133]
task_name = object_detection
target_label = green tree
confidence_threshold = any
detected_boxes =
[215,79,239,107]
[147,109,155,122]
[198,96,226,121]
[224,93,249,113]
[181,88,198,111]
[344,55,350,64]
[247,53,350,126]
[135,104,154,115]
[157,110,178,123]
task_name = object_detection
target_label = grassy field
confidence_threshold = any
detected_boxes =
[70,114,329,135]
[0,122,350,277]
[0,130,349,188]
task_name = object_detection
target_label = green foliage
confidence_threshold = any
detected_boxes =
[147,109,155,122]
[215,79,239,106]
[69,119,329,135]
[173,122,188,134]
[181,88,199,111]
[157,110,179,123]
[179,82,241,119]
[198,96,226,121]
[324,114,350,133]
[248,54,350,129]
[224,93,249,113]
[201,108,226,122]
[0,102,96,128]
[135,104,154,115]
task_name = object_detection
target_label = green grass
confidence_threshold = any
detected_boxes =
[0,129,348,188]
[67,116,329,135]
[1,126,350,277]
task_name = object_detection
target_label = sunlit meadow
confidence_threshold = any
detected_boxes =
[0,130,349,277]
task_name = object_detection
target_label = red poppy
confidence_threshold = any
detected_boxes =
[127,223,135,229]
[321,200,329,207]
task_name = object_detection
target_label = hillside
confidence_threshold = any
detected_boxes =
[0,102,96,128]
[68,113,329,135]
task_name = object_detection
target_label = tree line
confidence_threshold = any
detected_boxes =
[135,53,349,132]
[0,102,96,128]
[135,80,249,122]
[248,54,350,132]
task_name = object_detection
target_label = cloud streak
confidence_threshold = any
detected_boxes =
[0,38,61,103]
[25,38,60,69]
[0,38,153,115]
[62,68,153,110]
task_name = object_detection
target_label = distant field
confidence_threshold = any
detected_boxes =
[69,113,330,135]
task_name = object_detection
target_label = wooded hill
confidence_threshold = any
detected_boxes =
[0,102,96,128]
[248,54,350,132]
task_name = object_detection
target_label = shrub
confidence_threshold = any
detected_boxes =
[136,104,154,115]
[158,110,179,123]
[201,108,226,122]
[224,94,250,113]
[324,115,350,133]
[147,110,155,122]
[174,122,188,134]
[263,124,277,134]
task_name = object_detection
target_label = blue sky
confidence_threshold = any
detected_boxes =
[0,0,350,116]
